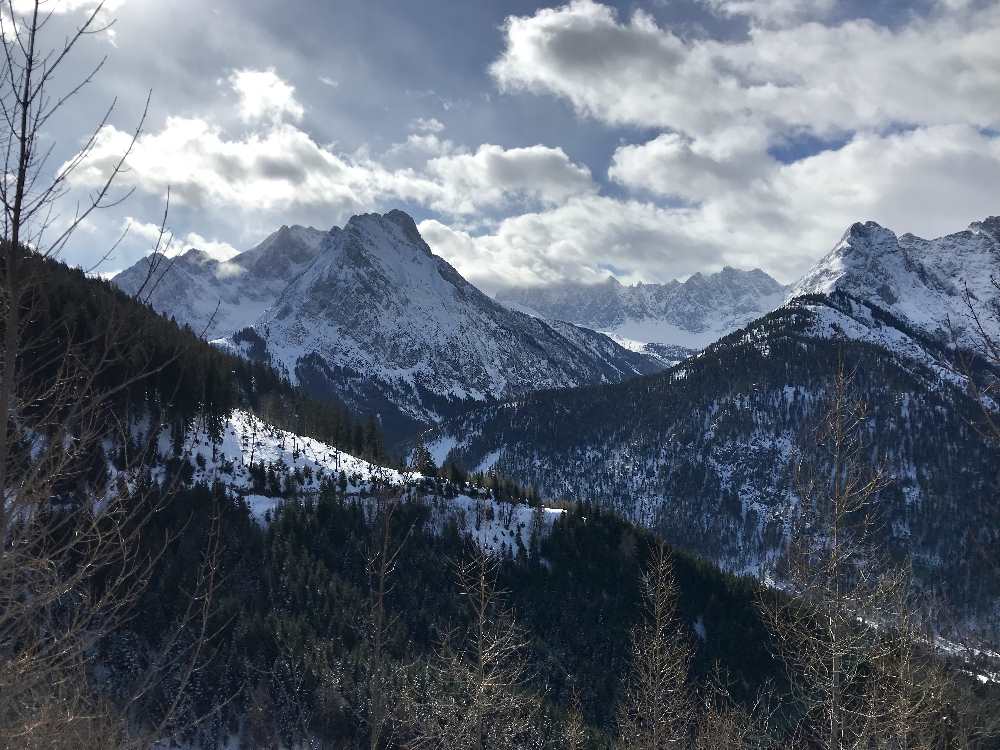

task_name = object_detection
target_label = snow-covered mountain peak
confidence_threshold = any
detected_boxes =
[230,210,662,438]
[790,216,1000,346]
[496,267,790,361]
[333,210,435,262]
[114,223,327,339]
[234,223,327,280]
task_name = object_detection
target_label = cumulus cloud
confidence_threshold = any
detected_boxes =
[491,0,1000,140]
[424,125,1000,291]
[70,118,383,215]
[422,196,719,291]
[425,144,595,215]
[608,126,774,202]
[228,68,304,124]
[65,71,596,227]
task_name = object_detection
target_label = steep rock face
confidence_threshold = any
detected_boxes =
[242,211,661,437]
[116,211,662,440]
[427,217,1000,618]
[497,267,789,362]
[114,225,326,338]
[790,218,1000,345]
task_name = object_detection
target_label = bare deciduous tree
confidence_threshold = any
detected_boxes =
[0,2,220,747]
[407,551,543,750]
[615,543,693,750]
[362,486,411,750]
[759,359,960,749]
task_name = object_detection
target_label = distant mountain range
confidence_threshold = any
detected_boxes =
[115,211,661,439]
[497,267,789,364]
[427,216,1000,617]
[115,208,1000,617]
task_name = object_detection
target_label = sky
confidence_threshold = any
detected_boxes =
[21,0,1000,291]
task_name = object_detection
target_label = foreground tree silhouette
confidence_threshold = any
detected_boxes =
[615,543,693,750]
[0,2,217,747]
[407,551,543,750]
[759,359,961,749]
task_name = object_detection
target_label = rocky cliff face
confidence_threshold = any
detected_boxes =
[115,211,661,440]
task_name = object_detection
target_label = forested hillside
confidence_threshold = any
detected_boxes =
[7,247,387,463]
[12,248,997,748]
[428,292,1000,617]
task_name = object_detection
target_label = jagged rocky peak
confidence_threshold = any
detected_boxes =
[790,215,1000,345]
[235,223,328,279]
[969,215,1000,241]
[236,209,661,439]
[496,266,790,351]
[177,247,216,265]
[341,209,435,260]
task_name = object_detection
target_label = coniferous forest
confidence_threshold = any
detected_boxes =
[3,1,1000,748]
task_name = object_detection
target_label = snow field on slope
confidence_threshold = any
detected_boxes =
[178,409,408,497]
[176,410,566,554]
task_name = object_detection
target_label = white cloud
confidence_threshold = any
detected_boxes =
[491,0,1000,140]
[608,126,774,202]
[424,125,1000,291]
[11,0,126,13]
[125,217,240,262]
[421,196,719,291]
[425,144,595,215]
[700,0,837,26]
[410,117,446,133]
[66,115,595,224]
[228,68,304,124]
[71,117,431,217]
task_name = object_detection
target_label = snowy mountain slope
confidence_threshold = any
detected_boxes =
[497,267,789,363]
[172,409,563,556]
[177,409,408,500]
[790,217,1000,347]
[113,224,326,339]
[234,210,662,438]
[426,294,1000,615]
[424,216,1000,618]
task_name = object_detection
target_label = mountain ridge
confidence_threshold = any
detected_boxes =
[496,266,790,363]
[244,210,662,438]
[424,214,1000,618]
[115,211,663,442]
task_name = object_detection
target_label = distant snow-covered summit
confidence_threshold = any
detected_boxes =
[497,267,789,364]
[114,224,326,339]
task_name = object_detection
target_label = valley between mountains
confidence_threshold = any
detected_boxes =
[9,204,1000,749]
[114,210,1000,622]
